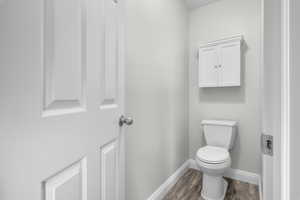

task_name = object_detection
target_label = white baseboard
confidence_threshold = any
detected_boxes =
[188,158,199,169]
[146,160,190,200]
[147,159,261,200]
[189,159,260,185]
[225,168,260,185]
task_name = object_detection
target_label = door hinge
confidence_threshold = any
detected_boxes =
[262,134,273,156]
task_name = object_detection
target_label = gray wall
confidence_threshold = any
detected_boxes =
[125,0,189,199]
[262,0,281,198]
[188,0,261,173]
[290,0,300,198]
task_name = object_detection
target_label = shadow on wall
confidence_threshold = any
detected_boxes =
[198,42,248,104]
[230,127,241,165]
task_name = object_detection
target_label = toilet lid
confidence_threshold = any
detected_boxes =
[197,146,230,164]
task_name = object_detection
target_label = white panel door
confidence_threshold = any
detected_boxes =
[0,0,125,199]
[218,42,241,87]
[198,47,219,87]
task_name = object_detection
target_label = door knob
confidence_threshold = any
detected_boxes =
[119,115,133,127]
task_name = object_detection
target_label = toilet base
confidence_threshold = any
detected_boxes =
[200,174,228,200]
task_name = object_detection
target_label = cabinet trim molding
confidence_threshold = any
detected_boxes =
[199,34,243,48]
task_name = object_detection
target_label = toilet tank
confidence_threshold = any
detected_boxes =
[201,120,237,150]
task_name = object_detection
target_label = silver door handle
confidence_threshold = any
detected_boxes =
[119,115,133,127]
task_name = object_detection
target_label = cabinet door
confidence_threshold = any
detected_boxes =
[219,42,241,86]
[198,47,219,87]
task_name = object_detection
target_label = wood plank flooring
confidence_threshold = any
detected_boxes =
[163,169,259,200]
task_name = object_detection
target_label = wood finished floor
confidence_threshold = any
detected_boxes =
[163,169,259,200]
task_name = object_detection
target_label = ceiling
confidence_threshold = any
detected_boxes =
[185,0,221,9]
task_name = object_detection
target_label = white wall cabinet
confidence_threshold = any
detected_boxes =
[198,35,243,87]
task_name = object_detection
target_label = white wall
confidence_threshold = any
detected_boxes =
[188,0,261,173]
[125,0,189,199]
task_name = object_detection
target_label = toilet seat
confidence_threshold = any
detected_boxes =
[196,146,229,164]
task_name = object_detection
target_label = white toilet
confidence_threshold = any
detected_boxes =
[196,120,237,200]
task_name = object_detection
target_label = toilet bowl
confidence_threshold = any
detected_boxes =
[196,120,237,200]
[196,146,231,200]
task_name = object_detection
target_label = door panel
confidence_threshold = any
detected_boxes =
[101,141,118,200]
[198,47,219,87]
[43,0,86,116]
[101,0,119,108]
[45,158,87,200]
[0,0,124,200]
[56,175,82,200]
